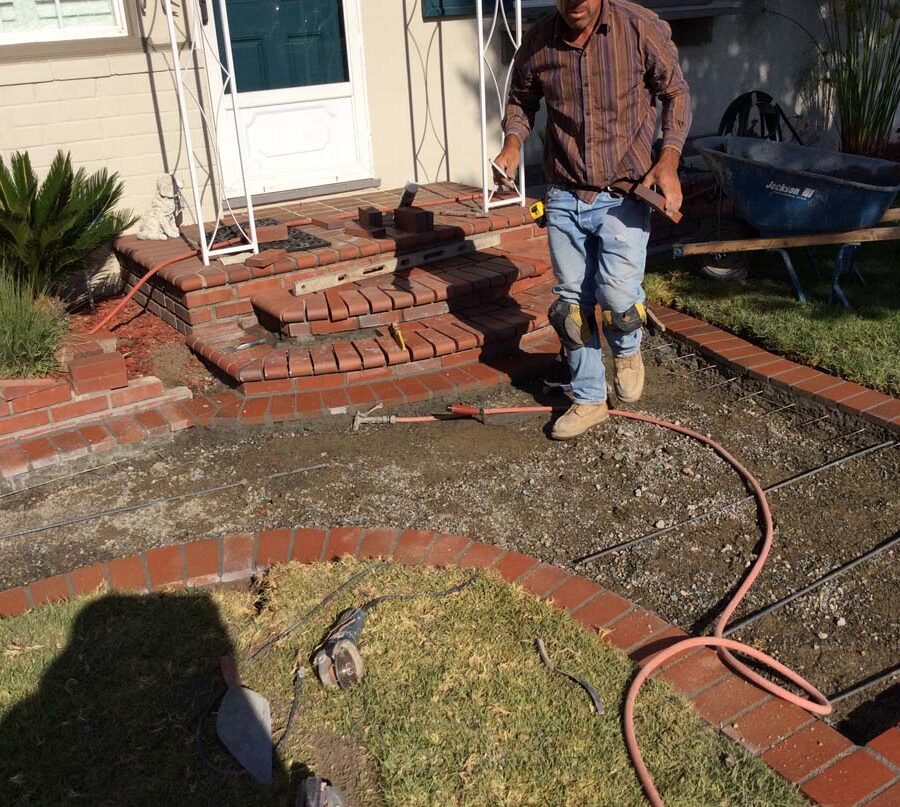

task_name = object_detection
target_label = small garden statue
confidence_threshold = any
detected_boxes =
[136,175,182,240]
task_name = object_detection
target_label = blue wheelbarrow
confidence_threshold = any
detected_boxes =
[675,136,900,307]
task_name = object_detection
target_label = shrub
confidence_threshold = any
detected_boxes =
[0,272,68,378]
[0,151,136,291]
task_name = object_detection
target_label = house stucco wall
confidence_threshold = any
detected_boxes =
[0,2,208,221]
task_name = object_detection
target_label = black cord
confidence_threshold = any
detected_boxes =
[274,668,305,752]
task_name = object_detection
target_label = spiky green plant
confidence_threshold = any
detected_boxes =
[0,151,136,291]
[0,270,68,378]
[820,0,900,156]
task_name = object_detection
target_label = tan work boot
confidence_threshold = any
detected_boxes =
[551,401,610,440]
[614,352,645,403]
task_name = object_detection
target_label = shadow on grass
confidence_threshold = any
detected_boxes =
[0,592,298,806]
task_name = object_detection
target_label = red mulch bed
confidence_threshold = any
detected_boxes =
[69,298,218,392]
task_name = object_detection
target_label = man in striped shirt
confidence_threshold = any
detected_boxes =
[494,0,691,440]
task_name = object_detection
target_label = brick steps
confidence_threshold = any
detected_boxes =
[251,248,550,337]
[0,382,191,448]
[187,276,556,391]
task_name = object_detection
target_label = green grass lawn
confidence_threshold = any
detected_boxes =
[0,560,804,807]
[645,241,900,395]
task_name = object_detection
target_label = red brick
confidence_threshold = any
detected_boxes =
[106,416,144,445]
[572,592,632,631]
[547,576,604,611]
[763,721,855,783]
[257,528,292,567]
[801,750,895,807]
[692,676,769,726]
[792,373,846,397]
[295,392,324,417]
[865,397,900,424]
[495,551,539,582]
[630,628,690,667]
[238,397,270,424]
[135,409,169,436]
[770,366,821,389]
[869,727,900,767]
[147,545,184,588]
[20,437,58,469]
[0,409,50,437]
[50,395,109,423]
[839,389,891,416]
[0,587,29,616]
[68,352,128,394]
[107,555,147,591]
[657,649,732,696]
[292,527,327,563]
[0,378,60,401]
[109,378,165,408]
[425,533,472,567]
[456,542,503,569]
[519,564,570,597]
[358,527,399,560]
[79,424,116,452]
[0,445,29,478]
[184,538,220,585]
[324,526,363,560]
[321,388,351,413]
[9,382,71,413]
[865,782,900,807]
[724,697,813,753]
[392,529,435,565]
[603,609,668,652]
[50,429,89,459]
[67,564,106,596]
[28,574,70,606]
[222,532,255,580]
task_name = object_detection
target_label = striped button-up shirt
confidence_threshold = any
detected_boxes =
[503,0,692,200]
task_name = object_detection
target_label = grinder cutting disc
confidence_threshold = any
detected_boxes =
[312,608,367,688]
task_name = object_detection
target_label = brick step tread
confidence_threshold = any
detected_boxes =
[116,202,536,294]
[188,278,555,385]
[251,249,549,327]
[1,386,192,447]
[0,377,168,442]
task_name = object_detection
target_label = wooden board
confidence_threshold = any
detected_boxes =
[674,225,900,257]
[291,232,501,296]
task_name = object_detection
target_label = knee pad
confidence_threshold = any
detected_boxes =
[548,299,596,350]
[601,302,647,334]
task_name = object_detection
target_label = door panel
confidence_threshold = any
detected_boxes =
[209,0,373,198]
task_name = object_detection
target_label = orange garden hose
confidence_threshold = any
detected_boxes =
[446,404,832,806]
[90,217,313,334]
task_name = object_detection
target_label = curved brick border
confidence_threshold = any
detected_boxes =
[0,526,896,805]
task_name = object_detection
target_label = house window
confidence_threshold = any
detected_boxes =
[0,0,128,45]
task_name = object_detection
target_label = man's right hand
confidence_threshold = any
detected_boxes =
[492,137,522,188]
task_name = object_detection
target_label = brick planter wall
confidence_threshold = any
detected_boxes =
[0,526,896,806]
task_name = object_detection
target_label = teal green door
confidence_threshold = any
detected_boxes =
[213,0,350,93]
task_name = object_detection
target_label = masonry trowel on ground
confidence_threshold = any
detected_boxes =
[215,656,273,784]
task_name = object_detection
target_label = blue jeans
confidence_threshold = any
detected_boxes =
[545,187,650,404]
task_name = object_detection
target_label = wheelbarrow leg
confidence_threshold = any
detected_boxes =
[769,248,807,303]
[829,243,859,309]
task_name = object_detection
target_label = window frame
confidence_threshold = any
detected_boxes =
[0,0,143,61]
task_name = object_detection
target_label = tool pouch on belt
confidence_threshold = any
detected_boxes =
[548,300,597,350]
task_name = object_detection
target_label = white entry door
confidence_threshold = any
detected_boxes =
[207,0,374,200]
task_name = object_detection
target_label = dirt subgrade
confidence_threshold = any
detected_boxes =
[0,334,897,745]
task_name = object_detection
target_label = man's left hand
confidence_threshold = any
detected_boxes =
[641,147,683,217]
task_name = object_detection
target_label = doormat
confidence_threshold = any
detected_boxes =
[200,217,281,243]
[262,226,332,252]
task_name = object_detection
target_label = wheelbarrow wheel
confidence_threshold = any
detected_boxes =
[695,251,749,281]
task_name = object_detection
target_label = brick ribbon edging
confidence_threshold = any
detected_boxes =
[654,306,900,433]
[0,526,896,805]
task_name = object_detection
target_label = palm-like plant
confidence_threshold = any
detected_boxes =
[0,151,136,292]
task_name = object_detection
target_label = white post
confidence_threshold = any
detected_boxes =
[162,0,259,266]
[477,0,525,213]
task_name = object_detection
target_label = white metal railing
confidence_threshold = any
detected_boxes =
[477,0,526,212]
[162,0,258,266]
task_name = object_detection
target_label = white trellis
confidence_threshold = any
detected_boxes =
[162,0,258,266]
[476,0,526,212]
